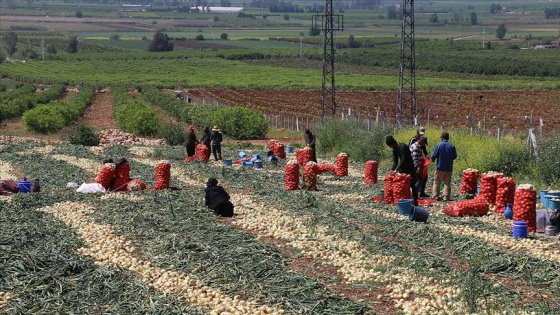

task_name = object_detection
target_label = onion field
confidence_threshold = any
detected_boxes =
[1,142,559,314]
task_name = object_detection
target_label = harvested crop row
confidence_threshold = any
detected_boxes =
[0,160,17,179]
[51,154,102,177]
[37,201,283,315]
[0,291,15,308]
[229,194,467,314]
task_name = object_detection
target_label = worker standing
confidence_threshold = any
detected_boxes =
[431,132,457,201]
[210,126,223,161]
[386,135,419,206]
[186,125,198,157]
[304,128,317,162]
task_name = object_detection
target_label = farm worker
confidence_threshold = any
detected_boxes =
[204,178,234,217]
[386,135,419,206]
[200,126,212,160]
[210,126,223,161]
[410,136,429,198]
[409,127,430,197]
[186,125,199,158]
[304,128,317,162]
[431,131,457,201]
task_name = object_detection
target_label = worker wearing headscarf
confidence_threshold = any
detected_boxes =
[186,125,198,157]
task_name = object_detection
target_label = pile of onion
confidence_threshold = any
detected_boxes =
[303,161,318,191]
[392,173,412,203]
[284,160,300,191]
[513,184,537,232]
[383,173,395,205]
[95,162,116,190]
[442,198,490,217]
[153,160,171,191]
[479,171,504,205]
[364,161,378,185]
[335,153,348,177]
[316,164,336,174]
[459,168,479,194]
[495,177,516,213]
[296,147,313,166]
[127,179,147,191]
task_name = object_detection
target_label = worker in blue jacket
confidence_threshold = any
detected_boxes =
[431,131,457,201]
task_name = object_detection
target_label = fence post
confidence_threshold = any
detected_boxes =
[525,116,537,157]
[539,118,543,138]
[427,109,431,127]
[436,115,444,131]
[467,115,474,135]
[493,116,502,141]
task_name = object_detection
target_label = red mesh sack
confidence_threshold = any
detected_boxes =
[269,139,278,152]
[392,173,412,203]
[285,160,300,191]
[303,161,318,191]
[153,160,171,191]
[459,168,479,195]
[196,143,209,163]
[112,162,130,191]
[275,144,286,160]
[479,171,503,205]
[495,177,516,213]
[335,153,348,177]
[442,197,490,217]
[513,184,537,233]
[383,173,395,205]
[317,164,336,174]
[95,163,116,190]
[364,161,378,185]
[296,147,313,166]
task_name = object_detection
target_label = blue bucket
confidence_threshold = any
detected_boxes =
[286,146,294,153]
[409,206,429,222]
[267,150,274,157]
[238,151,247,159]
[513,221,528,238]
[224,159,232,166]
[18,179,32,193]
[396,199,413,216]
[254,161,263,169]
[379,189,384,201]
[476,186,480,195]
[268,156,278,163]
[242,161,253,167]
[251,154,262,163]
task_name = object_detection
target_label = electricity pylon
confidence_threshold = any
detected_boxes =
[397,0,418,126]
[313,1,343,122]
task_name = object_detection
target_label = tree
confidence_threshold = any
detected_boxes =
[75,10,83,18]
[67,35,78,53]
[147,30,174,52]
[3,32,18,57]
[220,33,228,40]
[496,23,507,40]
[213,16,219,22]
[469,12,477,25]
[347,35,360,48]
[429,13,439,23]
[283,13,290,20]
[386,5,398,20]
[490,3,501,14]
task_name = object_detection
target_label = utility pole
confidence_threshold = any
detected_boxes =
[313,1,343,122]
[397,0,417,126]
[300,34,303,58]
[482,28,486,49]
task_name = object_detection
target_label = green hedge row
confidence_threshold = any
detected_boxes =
[140,86,268,140]
[0,84,66,122]
[112,85,160,136]
[22,86,95,133]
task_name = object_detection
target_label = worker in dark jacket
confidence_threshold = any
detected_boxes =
[304,128,317,162]
[204,178,234,217]
[210,126,223,161]
[386,135,418,206]
[186,125,198,157]
[200,126,212,160]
